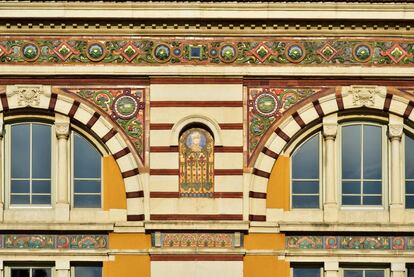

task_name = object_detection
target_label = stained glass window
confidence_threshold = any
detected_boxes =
[179,128,214,197]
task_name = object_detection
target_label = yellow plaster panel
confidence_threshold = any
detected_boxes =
[244,234,285,250]
[103,156,127,210]
[244,256,289,277]
[109,233,151,250]
[103,255,150,277]
[266,155,290,210]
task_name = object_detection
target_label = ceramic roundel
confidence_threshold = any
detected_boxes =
[253,93,278,117]
[112,92,140,120]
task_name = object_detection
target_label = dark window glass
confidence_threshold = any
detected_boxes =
[11,124,30,178]
[344,270,363,277]
[292,267,320,277]
[11,269,29,277]
[406,135,414,208]
[342,125,361,179]
[32,268,51,277]
[75,266,102,277]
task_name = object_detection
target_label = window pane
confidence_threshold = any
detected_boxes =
[11,269,30,277]
[32,268,51,277]
[363,196,382,205]
[342,195,361,205]
[342,125,361,179]
[11,195,30,205]
[292,134,319,179]
[363,181,382,194]
[406,196,414,208]
[74,134,101,178]
[75,266,102,277]
[408,267,414,277]
[32,195,51,205]
[363,125,382,179]
[32,180,51,194]
[32,124,51,179]
[406,181,414,194]
[342,181,361,194]
[365,270,384,277]
[292,195,319,209]
[344,270,363,277]
[74,180,101,194]
[11,180,30,193]
[11,124,30,178]
[74,195,101,208]
[292,181,319,194]
[293,267,320,277]
[406,136,414,179]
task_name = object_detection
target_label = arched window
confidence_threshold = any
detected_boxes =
[9,122,52,206]
[291,133,321,209]
[72,131,102,208]
[179,127,214,197]
[405,134,414,208]
[340,123,384,206]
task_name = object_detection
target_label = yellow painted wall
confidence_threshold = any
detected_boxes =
[266,155,290,210]
[244,233,285,250]
[244,256,289,277]
[103,255,150,277]
[103,156,127,210]
[109,233,151,249]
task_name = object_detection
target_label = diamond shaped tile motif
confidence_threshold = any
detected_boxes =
[246,43,278,63]
[115,42,142,62]
[381,44,411,63]
[53,42,79,62]
[317,43,338,61]
[0,45,8,58]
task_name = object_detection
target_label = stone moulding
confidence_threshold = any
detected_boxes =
[0,234,108,250]
[286,235,414,250]
[2,37,414,66]
[152,232,243,249]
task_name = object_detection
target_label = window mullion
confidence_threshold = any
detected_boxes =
[29,123,33,205]
[361,124,364,206]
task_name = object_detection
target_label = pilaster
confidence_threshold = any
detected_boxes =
[324,261,339,277]
[391,262,406,277]
[55,260,70,277]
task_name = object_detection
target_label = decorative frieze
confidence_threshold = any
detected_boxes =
[152,232,243,249]
[2,37,414,66]
[0,234,108,250]
[286,236,414,251]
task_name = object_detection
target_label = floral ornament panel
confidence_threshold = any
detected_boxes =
[153,233,242,249]
[247,87,321,161]
[2,234,108,249]
[58,86,145,162]
[286,236,414,250]
[3,37,414,65]
[179,128,214,197]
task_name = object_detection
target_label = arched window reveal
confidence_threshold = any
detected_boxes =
[179,128,214,197]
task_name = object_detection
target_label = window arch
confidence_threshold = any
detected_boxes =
[179,127,214,197]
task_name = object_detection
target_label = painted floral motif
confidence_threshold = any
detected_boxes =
[158,233,237,248]
[287,236,414,250]
[247,87,319,161]
[2,234,107,249]
[3,37,414,65]
[179,128,214,197]
[57,86,145,162]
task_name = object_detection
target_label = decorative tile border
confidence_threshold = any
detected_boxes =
[286,236,414,250]
[1,234,108,250]
[152,232,243,249]
[2,37,414,66]
[55,86,146,162]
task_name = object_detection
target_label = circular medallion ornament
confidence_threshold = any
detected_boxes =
[86,42,106,62]
[153,44,171,62]
[173,48,181,57]
[254,93,278,117]
[219,45,237,63]
[21,43,40,62]
[353,44,372,62]
[285,44,305,63]
[111,90,140,120]
[209,48,218,58]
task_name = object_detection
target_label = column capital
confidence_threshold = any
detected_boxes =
[388,114,404,140]
[55,114,70,139]
[323,113,338,139]
[55,260,70,270]
[391,263,406,272]
[324,261,339,271]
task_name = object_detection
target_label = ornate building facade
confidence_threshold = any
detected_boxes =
[0,0,413,276]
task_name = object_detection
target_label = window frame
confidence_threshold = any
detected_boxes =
[5,265,55,277]
[338,121,388,209]
[402,129,414,209]
[5,120,55,208]
[70,126,105,209]
[70,263,103,277]
[289,131,323,210]
[290,264,323,277]
[340,267,389,277]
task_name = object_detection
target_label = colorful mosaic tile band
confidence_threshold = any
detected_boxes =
[1,234,108,249]
[152,232,243,248]
[55,86,145,162]
[286,236,414,250]
[2,37,414,66]
[247,86,324,161]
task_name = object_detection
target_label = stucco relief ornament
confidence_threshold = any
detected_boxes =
[55,122,70,138]
[389,124,403,140]
[350,87,377,107]
[13,87,43,107]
